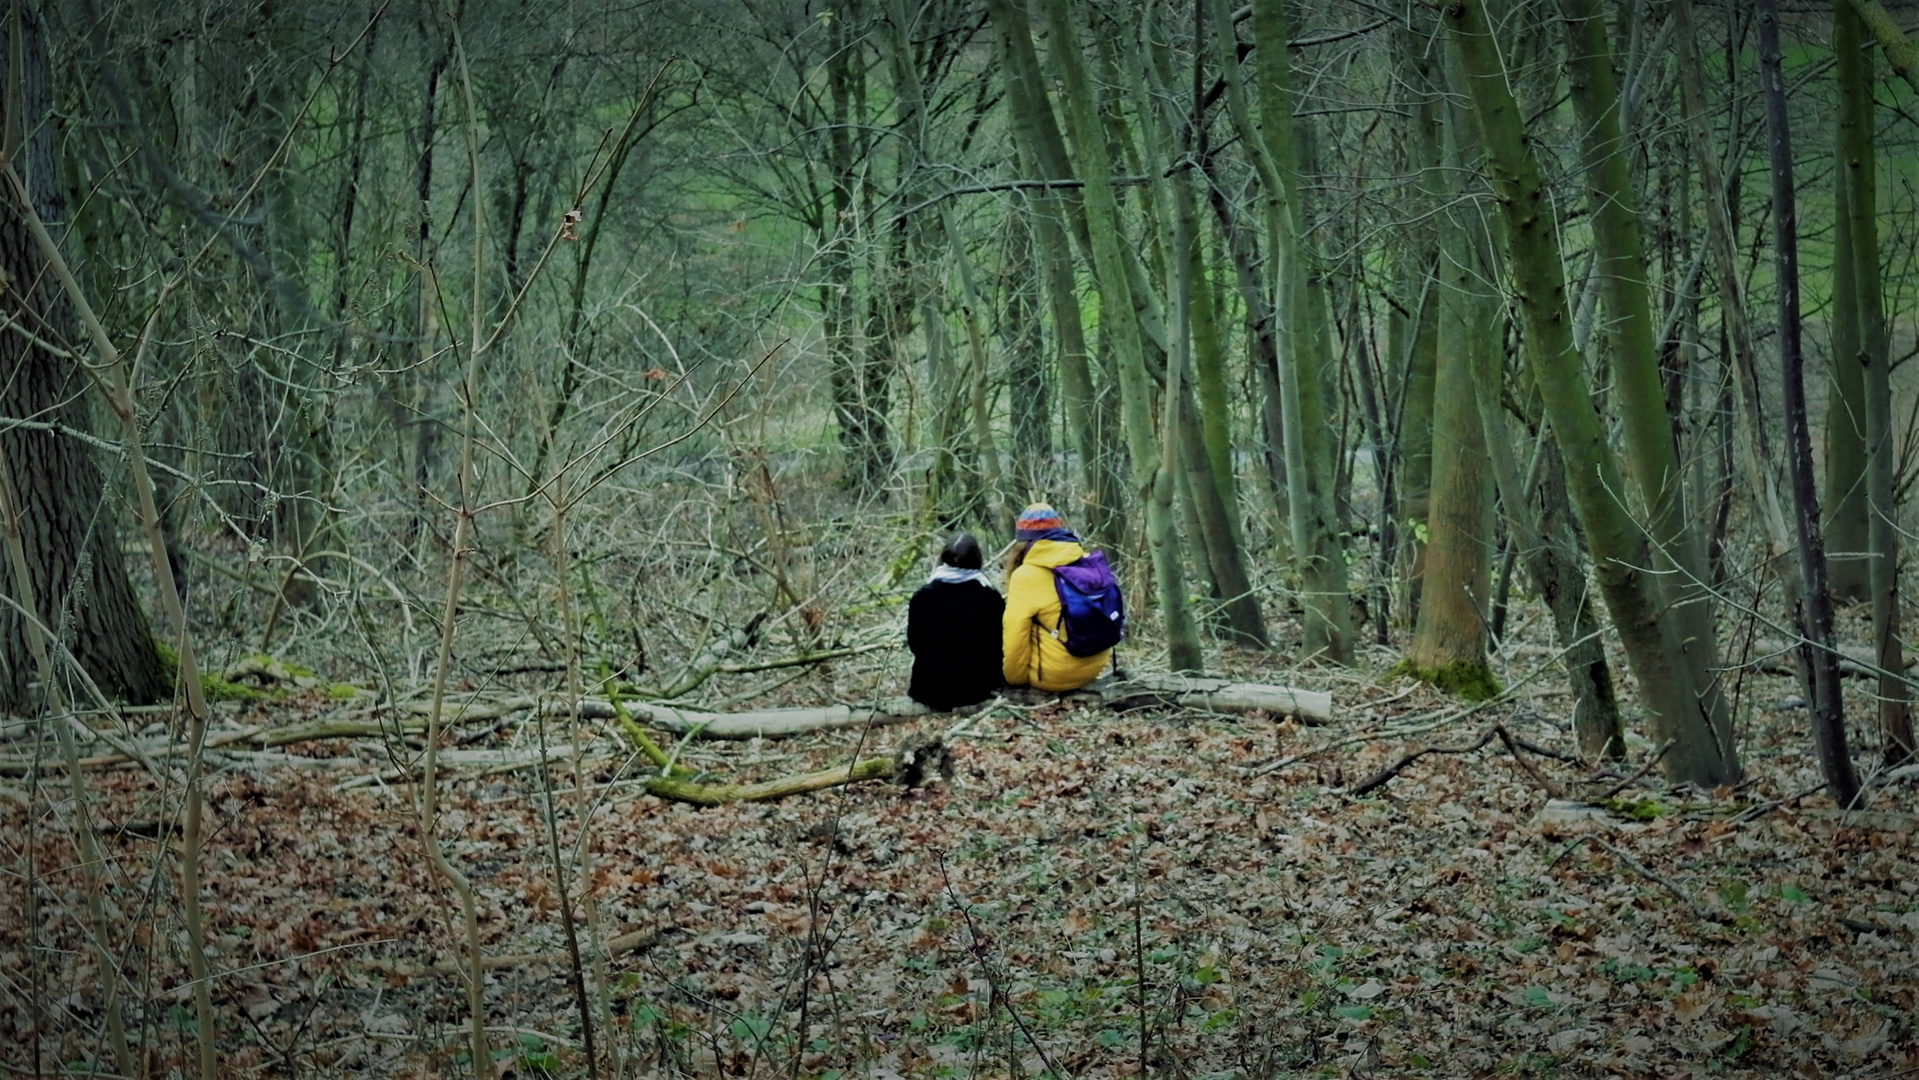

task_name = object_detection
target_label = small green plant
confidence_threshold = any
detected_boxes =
[1717,879,1752,914]
[513,1034,560,1074]
[1594,796,1668,822]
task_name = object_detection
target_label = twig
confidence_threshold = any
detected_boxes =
[1598,740,1674,799]
[1246,629,1600,780]
[1589,837,1708,919]
[1346,723,1565,798]
[1346,727,1500,796]
[1492,726,1566,799]
[1732,780,1829,823]
[6,159,220,1080]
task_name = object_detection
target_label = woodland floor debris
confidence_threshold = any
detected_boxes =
[3,643,1915,1078]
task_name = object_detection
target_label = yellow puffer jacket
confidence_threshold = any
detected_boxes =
[1002,539,1112,691]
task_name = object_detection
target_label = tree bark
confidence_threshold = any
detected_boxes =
[1406,101,1495,700]
[1825,131,1871,600]
[1847,0,1919,94]
[989,0,1122,542]
[0,4,168,712]
[1140,18,1266,648]
[999,187,1051,498]
[1246,0,1350,661]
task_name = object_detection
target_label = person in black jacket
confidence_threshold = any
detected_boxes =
[907,533,1005,711]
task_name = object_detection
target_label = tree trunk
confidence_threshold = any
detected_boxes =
[1245,0,1349,661]
[1200,153,1290,561]
[1836,0,1917,763]
[827,2,892,494]
[1848,0,1919,94]
[1825,137,1871,600]
[1562,0,1733,764]
[1393,21,1445,626]
[0,5,168,711]
[1674,0,1801,616]
[1039,0,1201,672]
[1141,17,1265,648]
[989,0,1122,543]
[1445,0,1739,787]
[1762,0,1859,809]
[999,189,1051,498]
[1405,108,1495,700]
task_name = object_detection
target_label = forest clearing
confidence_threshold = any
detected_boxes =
[5,0,1919,1076]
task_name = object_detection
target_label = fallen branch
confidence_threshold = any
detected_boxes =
[1597,740,1674,798]
[1347,724,1565,798]
[3,674,1335,775]
[1554,835,1708,919]
[641,734,950,807]
[0,711,498,774]
[718,642,893,674]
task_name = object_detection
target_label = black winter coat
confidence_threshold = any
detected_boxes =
[906,578,1005,711]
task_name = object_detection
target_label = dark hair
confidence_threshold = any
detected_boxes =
[940,533,983,570]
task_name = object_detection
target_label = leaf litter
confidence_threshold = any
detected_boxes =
[2,643,1916,1078]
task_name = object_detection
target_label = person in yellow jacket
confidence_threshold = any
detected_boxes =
[1001,503,1112,691]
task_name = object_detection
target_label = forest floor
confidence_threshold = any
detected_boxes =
[5,613,1919,1079]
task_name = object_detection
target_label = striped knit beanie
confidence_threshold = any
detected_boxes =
[1014,503,1075,543]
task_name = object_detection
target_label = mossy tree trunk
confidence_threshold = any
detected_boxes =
[1038,0,1201,672]
[1248,0,1350,662]
[1445,0,1739,787]
[1561,0,1735,775]
[1405,104,1495,701]
[1434,46,1622,757]
[988,0,1122,543]
[1138,19,1266,649]
[1200,0,1290,564]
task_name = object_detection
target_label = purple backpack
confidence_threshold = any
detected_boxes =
[1051,551,1125,657]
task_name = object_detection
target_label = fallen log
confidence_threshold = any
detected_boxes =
[625,697,932,739]
[0,712,495,774]
[1094,674,1334,722]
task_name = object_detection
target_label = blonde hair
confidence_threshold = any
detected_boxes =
[1002,539,1035,578]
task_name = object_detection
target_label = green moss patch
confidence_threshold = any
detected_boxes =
[201,675,279,703]
[1594,796,1669,822]
[1388,658,1503,702]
